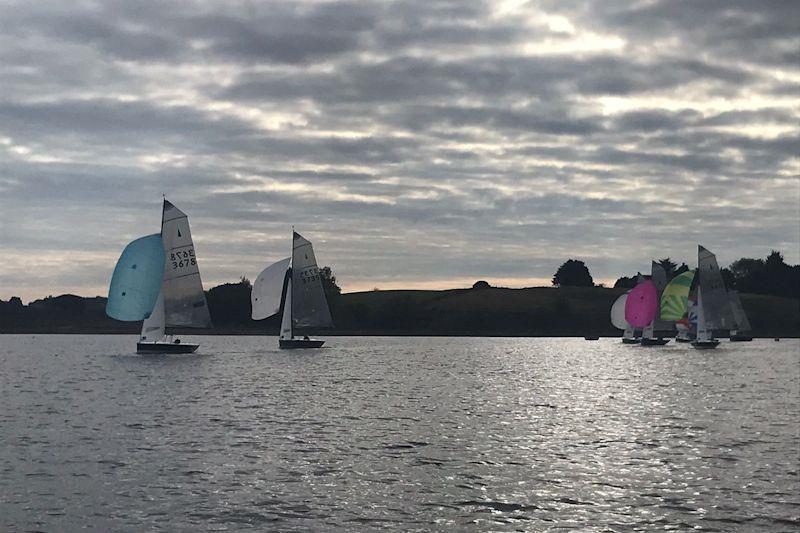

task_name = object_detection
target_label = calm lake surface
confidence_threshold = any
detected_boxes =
[0,335,798,532]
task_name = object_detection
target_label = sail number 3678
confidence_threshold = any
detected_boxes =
[170,249,196,270]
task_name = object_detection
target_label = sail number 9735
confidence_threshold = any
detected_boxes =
[170,249,196,270]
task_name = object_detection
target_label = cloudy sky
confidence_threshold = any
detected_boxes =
[1,0,798,302]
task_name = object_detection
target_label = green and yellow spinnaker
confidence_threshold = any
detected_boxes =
[660,270,695,321]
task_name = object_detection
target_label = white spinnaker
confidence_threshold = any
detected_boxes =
[252,258,290,320]
[140,289,165,341]
[161,200,212,328]
[610,293,629,330]
[280,277,293,340]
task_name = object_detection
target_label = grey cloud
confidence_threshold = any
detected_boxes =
[218,54,755,108]
[0,0,798,301]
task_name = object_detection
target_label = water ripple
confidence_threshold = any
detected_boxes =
[0,335,797,531]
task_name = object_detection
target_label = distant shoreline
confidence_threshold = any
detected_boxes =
[3,286,798,338]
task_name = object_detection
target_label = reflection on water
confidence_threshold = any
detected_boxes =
[0,335,798,531]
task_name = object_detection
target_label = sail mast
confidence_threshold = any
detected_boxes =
[289,228,294,339]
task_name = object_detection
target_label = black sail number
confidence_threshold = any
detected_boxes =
[170,248,196,270]
[299,266,319,284]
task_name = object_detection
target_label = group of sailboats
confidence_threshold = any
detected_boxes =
[609,245,753,349]
[107,202,755,355]
[106,199,332,353]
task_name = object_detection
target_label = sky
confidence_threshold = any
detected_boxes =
[1,0,798,302]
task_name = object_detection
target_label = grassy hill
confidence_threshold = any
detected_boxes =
[2,286,797,337]
[330,286,799,337]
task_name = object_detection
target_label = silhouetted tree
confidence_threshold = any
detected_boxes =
[658,258,678,280]
[613,276,637,289]
[472,280,491,289]
[729,258,763,282]
[721,267,735,289]
[727,252,798,299]
[552,259,594,287]
[206,277,252,325]
[319,266,341,303]
[766,250,785,268]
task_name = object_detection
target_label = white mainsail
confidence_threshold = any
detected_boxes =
[695,286,712,342]
[140,289,165,341]
[291,232,333,329]
[697,245,734,330]
[728,290,752,335]
[161,200,211,328]
[251,257,291,320]
[280,277,293,340]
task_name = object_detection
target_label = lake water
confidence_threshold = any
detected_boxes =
[0,335,798,531]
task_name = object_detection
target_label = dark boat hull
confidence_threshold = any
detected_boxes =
[621,337,640,344]
[675,337,692,343]
[279,338,325,349]
[137,342,199,354]
[584,336,600,341]
[641,337,670,346]
[729,334,753,342]
[691,339,720,350]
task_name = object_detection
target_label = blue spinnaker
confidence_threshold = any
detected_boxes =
[106,234,165,321]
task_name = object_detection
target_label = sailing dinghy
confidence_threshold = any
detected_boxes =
[252,231,333,349]
[727,291,753,341]
[106,199,211,354]
[692,245,733,349]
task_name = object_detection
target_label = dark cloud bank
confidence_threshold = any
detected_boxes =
[1,0,798,300]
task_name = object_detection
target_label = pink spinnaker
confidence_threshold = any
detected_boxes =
[625,280,658,328]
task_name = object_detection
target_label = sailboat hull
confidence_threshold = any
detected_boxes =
[675,336,692,343]
[279,338,325,349]
[641,337,670,346]
[137,342,199,354]
[621,337,640,344]
[729,334,753,342]
[691,339,720,350]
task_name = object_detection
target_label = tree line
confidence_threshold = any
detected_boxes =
[551,250,799,300]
